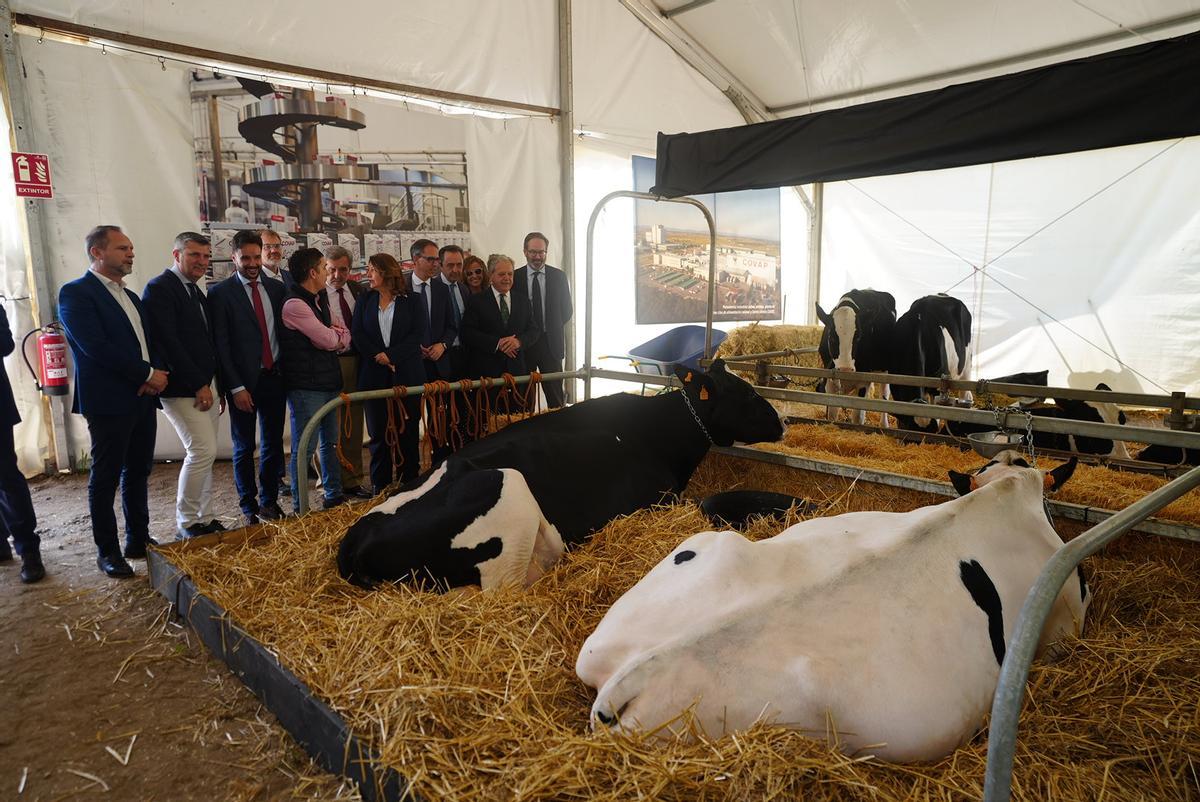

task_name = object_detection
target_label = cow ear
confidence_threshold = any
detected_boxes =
[709,358,727,374]
[815,303,832,327]
[674,365,695,384]
[1044,457,1078,492]
[948,470,977,496]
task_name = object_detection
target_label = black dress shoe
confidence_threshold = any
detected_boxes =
[259,501,286,521]
[97,553,135,578]
[345,486,375,500]
[321,494,349,510]
[174,524,209,542]
[124,536,160,559]
[244,512,261,527]
[203,520,228,533]
[20,552,46,583]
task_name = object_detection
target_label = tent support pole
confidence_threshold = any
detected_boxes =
[1,6,71,473]
[558,0,577,404]
[806,182,823,324]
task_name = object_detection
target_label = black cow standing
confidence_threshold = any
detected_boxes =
[336,360,784,591]
[890,294,973,432]
[815,289,896,424]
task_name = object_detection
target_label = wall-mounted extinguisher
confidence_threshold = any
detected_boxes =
[22,323,70,397]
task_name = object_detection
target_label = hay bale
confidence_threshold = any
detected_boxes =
[717,323,824,393]
[161,446,1200,802]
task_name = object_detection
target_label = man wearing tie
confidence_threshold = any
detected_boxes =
[438,244,473,444]
[209,230,288,525]
[321,245,370,498]
[58,226,169,578]
[142,232,225,539]
[514,232,572,407]
[408,239,458,463]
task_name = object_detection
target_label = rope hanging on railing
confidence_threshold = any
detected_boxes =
[386,385,410,471]
[334,392,356,472]
[498,373,519,418]
[474,376,494,437]
[523,371,543,416]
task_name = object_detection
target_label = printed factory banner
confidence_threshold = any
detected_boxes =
[632,155,781,324]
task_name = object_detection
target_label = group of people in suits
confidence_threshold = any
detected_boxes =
[43,224,571,579]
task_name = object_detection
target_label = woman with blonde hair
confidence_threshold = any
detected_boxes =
[351,253,424,491]
[462,254,489,296]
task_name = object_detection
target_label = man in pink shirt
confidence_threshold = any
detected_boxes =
[280,248,352,512]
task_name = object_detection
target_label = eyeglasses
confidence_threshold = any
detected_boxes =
[465,269,483,276]
[419,255,441,263]
[526,249,547,257]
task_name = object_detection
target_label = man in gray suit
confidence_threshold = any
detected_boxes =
[513,231,572,407]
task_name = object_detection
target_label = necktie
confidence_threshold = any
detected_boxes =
[418,282,433,344]
[187,282,207,329]
[249,279,274,370]
[531,270,544,330]
[337,287,352,327]
[450,284,462,329]
[499,293,510,325]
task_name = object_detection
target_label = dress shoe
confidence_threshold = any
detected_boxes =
[259,501,286,521]
[20,552,46,583]
[123,536,160,559]
[203,520,228,533]
[345,486,375,500]
[244,512,261,527]
[97,553,135,578]
[321,494,349,510]
[175,524,209,542]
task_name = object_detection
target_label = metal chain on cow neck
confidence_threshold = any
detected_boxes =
[678,386,713,444]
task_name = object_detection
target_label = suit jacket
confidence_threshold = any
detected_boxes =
[409,275,457,378]
[208,271,286,397]
[514,264,572,360]
[460,288,541,379]
[58,271,164,416]
[0,305,21,425]
[350,290,425,391]
[142,268,218,397]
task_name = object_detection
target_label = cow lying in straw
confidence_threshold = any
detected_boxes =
[336,360,784,591]
[577,450,1090,761]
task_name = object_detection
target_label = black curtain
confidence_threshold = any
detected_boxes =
[651,30,1200,197]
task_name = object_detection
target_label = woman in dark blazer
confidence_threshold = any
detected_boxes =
[351,253,425,491]
[460,254,542,410]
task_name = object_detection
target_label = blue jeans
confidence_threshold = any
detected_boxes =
[288,388,342,511]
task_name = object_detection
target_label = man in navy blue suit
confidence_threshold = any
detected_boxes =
[0,304,44,583]
[209,230,288,526]
[408,239,457,463]
[59,226,169,578]
[142,232,226,539]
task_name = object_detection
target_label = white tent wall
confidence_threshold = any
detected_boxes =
[572,0,810,398]
[0,81,47,476]
[11,0,558,110]
[820,136,1200,395]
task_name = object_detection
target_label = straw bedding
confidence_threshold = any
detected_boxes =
[162,439,1200,801]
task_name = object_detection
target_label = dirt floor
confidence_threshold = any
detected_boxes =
[0,461,361,802]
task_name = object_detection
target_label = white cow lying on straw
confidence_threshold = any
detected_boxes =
[576,451,1091,761]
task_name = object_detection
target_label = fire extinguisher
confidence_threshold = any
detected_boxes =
[22,322,70,397]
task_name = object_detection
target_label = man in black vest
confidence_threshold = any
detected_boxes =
[514,231,572,407]
[280,248,352,512]
[209,230,287,525]
[0,304,43,582]
[143,232,225,539]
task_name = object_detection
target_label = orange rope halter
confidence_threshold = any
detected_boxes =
[334,392,356,472]
[385,385,410,472]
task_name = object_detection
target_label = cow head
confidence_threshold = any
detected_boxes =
[674,360,783,447]
[816,301,858,395]
[948,450,1078,497]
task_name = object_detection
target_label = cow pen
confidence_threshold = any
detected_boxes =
[137,192,1200,800]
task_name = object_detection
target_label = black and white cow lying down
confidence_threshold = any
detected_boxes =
[577,451,1090,761]
[336,360,784,591]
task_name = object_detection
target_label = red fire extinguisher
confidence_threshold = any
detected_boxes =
[22,322,70,397]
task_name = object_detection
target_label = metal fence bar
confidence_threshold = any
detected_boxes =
[589,367,1200,450]
[714,445,1200,543]
[584,190,716,400]
[704,347,820,362]
[717,361,1200,410]
[292,370,584,514]
[982,462,1200,802]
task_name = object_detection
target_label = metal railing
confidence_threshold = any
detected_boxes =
[292,370,583,514]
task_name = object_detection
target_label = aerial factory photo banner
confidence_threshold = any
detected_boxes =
[632,155,781,324]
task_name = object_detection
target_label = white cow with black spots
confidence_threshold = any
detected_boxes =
[577,451,1090,761]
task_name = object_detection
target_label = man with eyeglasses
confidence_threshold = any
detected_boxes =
[515,231,572,407]
[409,239,458,462]
[259,229,293,288]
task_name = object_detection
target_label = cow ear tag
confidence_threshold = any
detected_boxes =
[684,371,693,383]
[699,387,710,401]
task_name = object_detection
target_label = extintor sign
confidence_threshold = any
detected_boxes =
[12,152,53,198]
